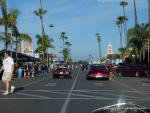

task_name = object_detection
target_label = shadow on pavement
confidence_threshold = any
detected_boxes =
[14,87,25,93]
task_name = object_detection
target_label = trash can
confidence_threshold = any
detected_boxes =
[18,67,23,79]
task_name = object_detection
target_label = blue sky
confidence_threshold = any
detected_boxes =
[0,0,148,61]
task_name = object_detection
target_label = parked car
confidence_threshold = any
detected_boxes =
[86,64,110,80]
[53,66,72,79]
[115,64,148,77]
[92,103,150,113]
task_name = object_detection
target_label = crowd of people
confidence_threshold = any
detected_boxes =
[15,63,49,79]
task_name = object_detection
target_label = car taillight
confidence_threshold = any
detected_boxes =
[65,72,69,74]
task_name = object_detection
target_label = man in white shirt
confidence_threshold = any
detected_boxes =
[0,51,15,95]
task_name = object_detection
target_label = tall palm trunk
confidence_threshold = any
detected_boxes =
[133,0,138,25]
[2,0,8,50]
[148,0,150,68]
[16,35,18,64]
[4,23,8,50]
[39,0,46,60]
[40,0,45,36]
[122,6,128,45]
[62,38,65,50]
[117,24,123,48]
[98,41,101,61]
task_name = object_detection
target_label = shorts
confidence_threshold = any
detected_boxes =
[2,72,12,81]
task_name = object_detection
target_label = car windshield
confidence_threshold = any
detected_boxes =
[0,1,149,113]
[91,67,107,72]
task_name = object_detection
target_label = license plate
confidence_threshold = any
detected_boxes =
[60,72,63,74]
[96,76,102,78]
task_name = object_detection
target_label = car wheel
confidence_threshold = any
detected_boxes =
[86,76,90,80]
[69,75,72,79]
[53,75,57,79]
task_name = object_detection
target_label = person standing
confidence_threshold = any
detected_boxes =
[0,51,15,95]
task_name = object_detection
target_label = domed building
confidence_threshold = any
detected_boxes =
[107,42,113,55]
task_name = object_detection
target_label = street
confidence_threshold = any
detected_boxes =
[0,69,150,113]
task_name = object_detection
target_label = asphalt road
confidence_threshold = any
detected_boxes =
[0,68,150,113]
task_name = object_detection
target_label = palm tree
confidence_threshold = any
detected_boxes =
[120,0,128,45]
[64,41,72,64]
[0,3,20,48]
[0,0,9,50]
[60,32,68,50]
[96,33,101,61]
[116,16,127,47]
[148,0,150,67]
[120,0,128,18]
[116,19,123,48]
[0,6,20,59]
[34,8,47,37]
[133,0,138,25]
[127,23,149,63]
[34,0,47,37]
[35,34,54,61]
[34,0,47,60]
[8,9,20,57]
[118,47,128,62]
[60,32,72,63]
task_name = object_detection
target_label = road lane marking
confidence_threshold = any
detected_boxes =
[60,68,80,113]
[94,83,104,86]
[44,83,56,87]
[22,77,51,87]
[15,92,51,99]
[75,90,144,99]
[113,80,148,97]
[73,90,150,93]
[0,97,137,101]
[112,79,138,91]
[142,83,150,86]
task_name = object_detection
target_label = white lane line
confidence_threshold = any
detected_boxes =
[142,83,150,86]
[113,80,143,94]
[44,83,56,87]
[15,92,51,99]
[112,79,147,96]
[75,90,145,99]
[94,83,104,86]
[22,77,50,87]
[60,69,80,113]
[0,97,136,100]
[37,90,108,98]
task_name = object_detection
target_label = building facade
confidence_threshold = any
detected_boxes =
[107,42,113,55]
[17,40,33,57]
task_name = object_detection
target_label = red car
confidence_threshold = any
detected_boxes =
[86,64,110,80]
[53,67,72,79]
[115,64,148,77]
